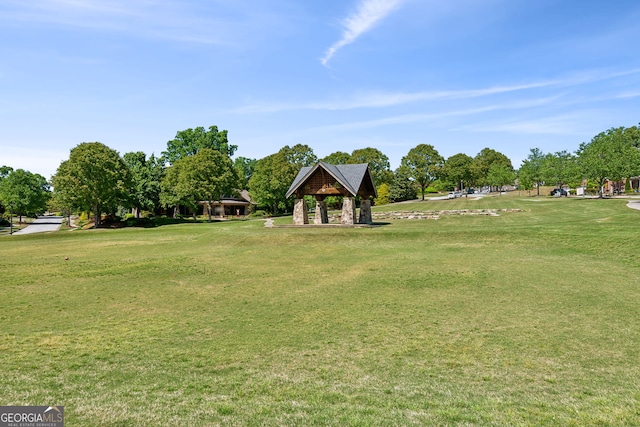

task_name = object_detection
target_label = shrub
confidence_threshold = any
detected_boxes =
[125,217,153,227]
[249,210,268,218]
[374,183,390,205]
[0,218,10,227]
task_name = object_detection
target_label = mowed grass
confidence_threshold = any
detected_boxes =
[1,197,640,426]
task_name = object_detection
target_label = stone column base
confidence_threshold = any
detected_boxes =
[358,199,372,224]
[314,200,328,224]
[341,197,356,225]
[293,198,308,225]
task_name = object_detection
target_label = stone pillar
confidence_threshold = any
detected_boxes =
[293,198,308,225]
[358,199,372,224]
[341,197,356,225]
[314,199,329,224]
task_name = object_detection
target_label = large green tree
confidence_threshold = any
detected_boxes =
[518,148,546,196]
[123,152,165,217]
[349,147,393,186]
[52,142,131,226]
[0,168,50,223]
[577,127,640,197]
[160,148,239,221]
[401,144,444,200]
[389,165,417,202]
[487,164,516,193]
[472,148,514,189]
[442,153,474,192]
[233,157,257,190]
[248,145,316,215]
[543,150,581,190]
[163,126,237,164]
[249,152,299,215]
[321,151,351,165]
[282,144,318,167]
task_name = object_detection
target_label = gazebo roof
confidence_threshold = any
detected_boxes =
[286,162,377,199]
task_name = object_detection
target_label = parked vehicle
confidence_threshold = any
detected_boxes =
[550,188,568,197]
[448,191,462,199]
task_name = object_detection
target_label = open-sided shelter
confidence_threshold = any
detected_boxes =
[285,162,377,225]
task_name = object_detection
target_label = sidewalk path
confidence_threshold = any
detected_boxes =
[11,216,63,235]
[627,201,640,211]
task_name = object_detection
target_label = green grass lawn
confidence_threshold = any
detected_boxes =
[2,197,640,426]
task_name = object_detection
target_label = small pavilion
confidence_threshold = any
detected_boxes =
[285,162,377,225]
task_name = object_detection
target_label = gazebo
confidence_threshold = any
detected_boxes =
[285,162,377,225]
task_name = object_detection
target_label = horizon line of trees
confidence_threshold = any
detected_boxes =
[1,122,639,223]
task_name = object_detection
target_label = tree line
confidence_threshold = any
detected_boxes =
[1,122,638,224]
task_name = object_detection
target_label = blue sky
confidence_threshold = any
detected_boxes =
[1,0,639,179]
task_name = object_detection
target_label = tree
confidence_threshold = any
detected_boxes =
[389,165,417,202]
[442,153,474,192]
[123,152,165,217]
[249,144,316,215]
[51,142,131,226]
[0,169,50,223]
[400,144,444,200]
[249,151,299,215]
[162,125,237,164]
[577,127,640,197]
[487,164,516,193]
[321,151,351,165]
[349,147,393,186]
[542,150,581,190]
[233,157,257,189]
[160,148,239,221]
[0,166,12,180]
[282,144,317,167]
[472,148,514,189]
[518,148,546,196]
[0,166,12,213]
[517,167,534,195]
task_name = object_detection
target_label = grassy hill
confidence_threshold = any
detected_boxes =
[1,196,639,426]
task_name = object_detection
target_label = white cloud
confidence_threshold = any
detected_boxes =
[302,96,561,133]
[321,0,404,66]
[0,0,278,45]
[235,66,640,114]
[234,80,559,113]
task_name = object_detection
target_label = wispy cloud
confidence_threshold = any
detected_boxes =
[0,0,277,45]
[457,114,588,136]
[234,80,559,113]
[235,66,640,114]
[321,0,404,66]
[303,96,561,133]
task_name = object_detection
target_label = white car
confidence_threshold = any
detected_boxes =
[447,191,462,199]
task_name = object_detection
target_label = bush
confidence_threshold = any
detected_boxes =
[249,210,268,218]
[125,217,153,227]
[0,218,10,227]
[374,183,390,205]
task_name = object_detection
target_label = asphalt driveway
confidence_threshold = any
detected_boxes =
[11,216,64,235]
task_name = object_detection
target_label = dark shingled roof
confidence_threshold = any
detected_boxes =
[286,162,376,198]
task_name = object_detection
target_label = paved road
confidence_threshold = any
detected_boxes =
[11,216,64,235]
